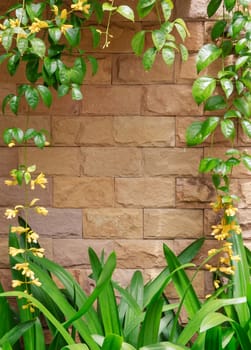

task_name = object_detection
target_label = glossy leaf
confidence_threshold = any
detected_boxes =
[87,55,98,76]
[37,85,52,107]
[30,38,46,58]
[9,95,19,115]
[71,84,83,100]
[224,0,236,11]
[220,78,233,98]
[204,95,227,111]
[143,48,156,70]
[233,97,251,117]
[220,119,235,140]
[43,57,58,76]
[17,37,28,56]
[137,0,156,18]
[1,29,14,51]
[131,31,146,56]
[192,77,216,105]
[207,0,222,17]
[26,2,46,21]
[211,20,227,40]
[199,157,220,172]
[174,19,189,41]
[161,0,173,21]
[196,44,222,73]
[58,84,70,97]
[48,27,62,43]
[7,54,20,76]
[180,44,188,61]
[162,47,175,65]
[90,26,101,48]
[241,119,251,138]
[26,58,39,83]
[242,154,251,171]
[65,28,81,47]
[152,29,166,51]
[0,320,36,346]
[117,5,134,21]
[34,132,46,149]
[25,86,40,109]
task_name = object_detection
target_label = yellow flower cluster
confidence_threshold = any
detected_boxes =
[206,196,241,289]
[71,0,91,14]
[29,18,48,33]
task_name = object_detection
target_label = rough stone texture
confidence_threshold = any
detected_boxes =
[82,147,143,176]
[83,208,143,239]
[53,116,114,146]
[114,116,175,146]
[143,148,202,176]
[115,178,175,208]
[53,177,114,208]
[144,85,202,115]
[144,209,203,238]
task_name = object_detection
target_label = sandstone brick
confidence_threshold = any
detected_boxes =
[144,209,203,238]
[0,115,51,146]
[236,209,251,240]
[0,148,18,176]
[115,178,175,208]
[143,148,202,176]
[113,54,174,84]
[53,238,174,269]
[143,85,202,116]
[177,54,198,81]
[0,177,52,207]
[174,0,219,19]
[204,208,222,237]
[19,147,81,175]
[81,86,143,115]
[176,177,215,208]
[83,208,143,238]
[185,22,205,51]
[114,116,175,146]
[53,177,114,208]
[39,238,53,260]
[28,208,83,238]
[0,238,9,268]
[52,116,114,146]
[239,179,251,208]
[0,269,12,291]
[82,147,143,176]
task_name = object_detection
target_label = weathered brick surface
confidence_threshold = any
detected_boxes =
[143,148,202,176]
[83,208,143,238]
[82,147,143,176]
[115,178,175,208]
[53,177,114,208]
[144,209,203,238]
[114,116,175,146]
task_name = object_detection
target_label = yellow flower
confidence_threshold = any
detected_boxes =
[29,247,45,258]
[61,24,73,34]
[12,280,23,288]
[61,9,68,19]
[30,173,48,190]
[5,208,19,219]
[219,266,235,275]
[29,198,40,207]
[29,18,48,33]
[71,0,91,14]
[208,248,218,256]
[9,18,20,28]
[35,206,48,216]
[213,279,221,289]
[27,231,39,243]
[30,278,42,287]
[205,264,217,272]
[8,141,15,148]
[9,247,25,257]
[0,23,6,30]
[225,205,238,217]
[10,226,29,234]
[13,262,35,279]
[5,179,18,186]
[210,195,223,212]
[52,5,59,16]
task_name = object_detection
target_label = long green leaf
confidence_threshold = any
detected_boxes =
[0,320,36,346]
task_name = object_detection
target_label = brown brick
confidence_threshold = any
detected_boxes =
[176,177,215,208]
[143,148,202,176]
[0,177,52,207]
[185,22,205,51]
[28,208,83,238]
[81,86,143,115]
[0,269,12,291]
[175,0,216,19]
[53,239,173,269]
[0,238,9,268]
[83,208,143,239]
[144,85,202,115]
[114,116,175,146]
[39,238,53,260]
[239,179,251,208]
[113,54,174,84]
[239,209,251,240]
[0,148,18,176]
[144,209,203,238]
[53,116,114,146]
[115,178,175,208]
[204,208,222,237]
[53,177,114,208]
[19,147,81,175]
[82,147,143,176]
[177,54,198,81]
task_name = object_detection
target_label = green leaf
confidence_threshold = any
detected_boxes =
[152,29,166,51]
[196,44,222,73]
[220,78,233,98]
[16,8,28,25]
[235,56,249,70]
[117,5,134,21]
[26,2,46,21]
[90,26,101,48]
[9,95,19,115]
[48,27,62,43]
[12,127,24,143]
[143,48,156,70]
[3,128,14,144]
[17,37,28,56]
[192,77,216,105]
[224,0,236,11]
[242,154,251,171]
[58,84,70,97]
[161,0,173,21]
[211,20,227,40]
[174,21,187,42]
[204,95,227,111]
[7,54,20,76]
[230,15,246,38]
[221,40,233,57]
[180,44,189,61]
[199,157,220,172]
[186,121,204,146]
[220,119,235,140]
[102,2,117,11]
[65,27,81,47]
[34,132,46,148]
[0,320,36,346]
[62,345,89,350]
[71,84,83,100]
[131,31,146,56]
[233,97,251,117]
[30,38,46,58]
[87,55,98,76]
[43,57,58,76]
[162,47,175,65]
[207,0,222,17]
[26,58,39,83]
[2,94,14,114]
[140,343,188,350]
[1,29,14,51]
[25,86,40,109]
[137,0,156,18]
[101,334,123,350]
[241,119,251,138]
[37,85,52,107]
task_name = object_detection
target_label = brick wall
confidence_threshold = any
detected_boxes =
[1,0,250,297]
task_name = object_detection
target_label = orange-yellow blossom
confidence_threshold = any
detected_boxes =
[30,173,47,190]
[27,231,39,243]
[9,18,20,28]
[9,247,25,257]
[29,18,48,33]
[13,262,35,279]
[60,23,73,34]
[10,226,30,234]
[71,0,91,14]
[35,206,48,216]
